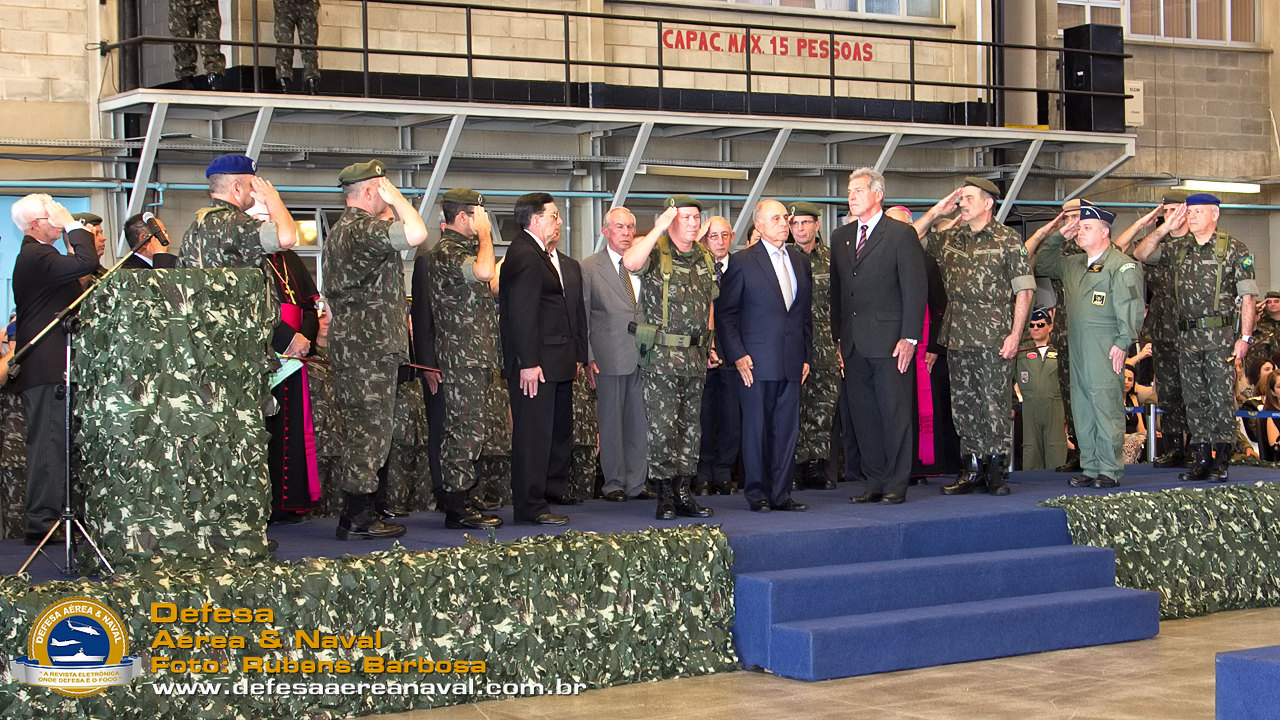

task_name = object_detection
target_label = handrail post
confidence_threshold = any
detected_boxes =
[563,14,572,106]
[656,20,664,111]
[251,0,261,92]
[466,8,474,102]
[361,0,370,97]
[1147,404,1158,463]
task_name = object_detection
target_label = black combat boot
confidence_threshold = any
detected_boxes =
[1207,442,1233,483]
[942,454,985,495]
[690,476,711,496]
[1152,434,1186,468]
[1055,447,1082,473]
[1179,443,1213,482]
[373,465,409,519]
[987,454,1011,496]
[674,476,714,518]
[336,493,407,540]
[655,479,677,520]
[443,491,502,530]
[813,460,837,489]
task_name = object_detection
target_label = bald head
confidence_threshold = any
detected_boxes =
[753,199,789,248]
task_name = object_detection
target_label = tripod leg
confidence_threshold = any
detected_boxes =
[16,523,61,575]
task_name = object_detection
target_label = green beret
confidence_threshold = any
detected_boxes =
[337,159,387,186]
[963,177,1001,199]
[1266,291,1280,300]
[787,201,821,219]
[1161,190,1188,205]
[72,212,103,226]
[442,188,484,206]
[664,194,702,210]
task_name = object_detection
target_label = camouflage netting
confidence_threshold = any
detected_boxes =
[1042,482,1280,619]
[73,270,275,574]
[0,527,737,719]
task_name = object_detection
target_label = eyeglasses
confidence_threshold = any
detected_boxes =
[1029,322,1048,328]
[541,211,560,221]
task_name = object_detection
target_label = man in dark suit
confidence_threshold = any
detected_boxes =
[121,213,179,269]
[831,168,928,504]
[498,192,588,525]
[582,207,651,502]
[9,194,101,544]
[409,247,447,511]
[695,216,742,496]
[716,199,813,512]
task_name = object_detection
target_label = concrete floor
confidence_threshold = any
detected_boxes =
[375,606,1280,720]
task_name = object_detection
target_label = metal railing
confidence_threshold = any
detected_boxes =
[103,1,1129,127]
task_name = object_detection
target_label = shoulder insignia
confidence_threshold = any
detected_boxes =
[1019,245,1029,257]
[1243,254,1254,268]
[1119,262,1137,273]
[1019,371,1029,384]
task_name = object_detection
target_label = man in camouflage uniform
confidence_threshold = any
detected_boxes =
[169,0,226,89]
[0,327,25,538]
[622,196,716,520]
[1114,191,1192,467]
[914,178,1036,496]
[1250,292,1280,363]
[178,154,298,270]
[274,0,320,94]
[1034,203,1145,488]
[322,160,428,539]
[789,201,839,490]
[1133,193,1259,483]
[424,188,504,530]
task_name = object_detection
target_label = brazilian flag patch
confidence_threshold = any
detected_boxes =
[1243,254,1255,268]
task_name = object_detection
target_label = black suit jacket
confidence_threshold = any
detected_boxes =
[120,252,180,270]
[409,251,439,369]
[498,231,587,383]
[829,215,927,359]
[11,230,101,391]
[716,241,813,383]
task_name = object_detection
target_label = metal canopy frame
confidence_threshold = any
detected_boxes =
[94,89,1136,242]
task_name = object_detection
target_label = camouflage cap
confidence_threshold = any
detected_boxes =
[963,176,1001,199]
[72,212,103,226]
[338,159,387,186]
[787,201,821,219]
[1161,190,1188,205]
[664,194,703,210]
[205,154,257,177]
[442,188,484,206]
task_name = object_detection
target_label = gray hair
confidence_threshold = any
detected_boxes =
[10,194,51,235]
[849,167,885,195]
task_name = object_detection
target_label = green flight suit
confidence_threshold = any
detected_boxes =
[1035,238,1145,480]
[1014,342,1066,470]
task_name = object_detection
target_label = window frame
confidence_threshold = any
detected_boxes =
[1059,0,1259,47]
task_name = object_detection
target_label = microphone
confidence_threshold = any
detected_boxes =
[142,212,170,246]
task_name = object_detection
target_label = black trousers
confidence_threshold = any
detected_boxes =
[507,376,573,522]
[21,383,66,535]
[842,347,914,497]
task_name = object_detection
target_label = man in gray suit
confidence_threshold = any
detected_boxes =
[583,207,652,501]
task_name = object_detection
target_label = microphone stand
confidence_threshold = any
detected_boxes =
[13,231,162,577]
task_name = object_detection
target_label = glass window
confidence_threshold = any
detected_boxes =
[1129,0,1158,35]
[1195,0,1224,41]
[1230,0,1255,42]
[905,0,938,17]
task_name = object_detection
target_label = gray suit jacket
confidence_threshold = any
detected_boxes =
[582,249,644,376]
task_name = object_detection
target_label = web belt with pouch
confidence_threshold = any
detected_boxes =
[1177,314,1234,331]
[629,320,702,355]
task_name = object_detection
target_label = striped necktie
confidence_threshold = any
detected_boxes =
[856,222,868,259]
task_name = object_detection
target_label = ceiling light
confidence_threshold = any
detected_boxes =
[637,164,751,181]
[1172,179,1261,194]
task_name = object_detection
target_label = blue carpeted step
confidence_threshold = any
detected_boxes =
[768,585,1161,681]
[729,508,1072,574]
[734,545,1119,668]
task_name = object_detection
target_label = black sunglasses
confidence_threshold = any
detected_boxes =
[1029,321,1047,328]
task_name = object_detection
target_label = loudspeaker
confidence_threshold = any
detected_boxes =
[1062,23,1124,133]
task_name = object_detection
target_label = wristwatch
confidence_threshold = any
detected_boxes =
[1241,335,1256,345]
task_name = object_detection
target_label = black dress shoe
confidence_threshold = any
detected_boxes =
[471,495,501,511]
[880,494,905,505]
[711,483,739,495]
[749,500,772,512]
[206,72,224,91]
[908,476,929,486]
[445,510,502,530]
[378,506,410,519]
[528,512,569,526]
[771,499,809,512]
[1056,456,1082,473]
[634,488,658,500]
[603,490,626,502]
[278,76,292,93]
[850,491,883,504]
[304,76,320,95]
[1068,476,1097,488]
[546,495,581,506]
[1093,475,1119,489]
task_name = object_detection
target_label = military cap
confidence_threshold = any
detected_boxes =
[72,212,103,226]
[1061,198,1082,212]
[337,159,387,186]
[664,194,702,210]
[1185,192,1221,206]
[1161,190,1188,205]
[1077,201,1116,225]
[205,154,257,177]
[787,201,821,219]
[1030,306,1051,323]
[963,176,1001,199]
[442,188,484,206]
[1266,291,1280,300]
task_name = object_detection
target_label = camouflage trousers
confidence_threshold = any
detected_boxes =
[948,348,1013,457]
[440,367,503,495]
[169,0,226,77]
[332,354,399,495]
[317,457,341,516]
[643,371,705,479]
[796,366,839,463]
[569,446,598,500]
[274,0,320,80]
[0,467,24,539]
[1153,339,1187,438]
[1179,347,1235,445]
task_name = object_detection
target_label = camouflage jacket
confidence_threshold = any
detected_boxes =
[0,390,25,468]
[177,198,281,269]
[1147,229,1259,351]
[428,228,501,370]
[805,242,839,371]
[926,220,1034,350]
[637,238,717,377]
[321,207,414,365]
[307,345,341,457]
[1136,233,1184,343]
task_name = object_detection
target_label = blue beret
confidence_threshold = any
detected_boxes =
[206,154,257,178]
[1077,201,1115,225]
[1185,192,1220,206]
